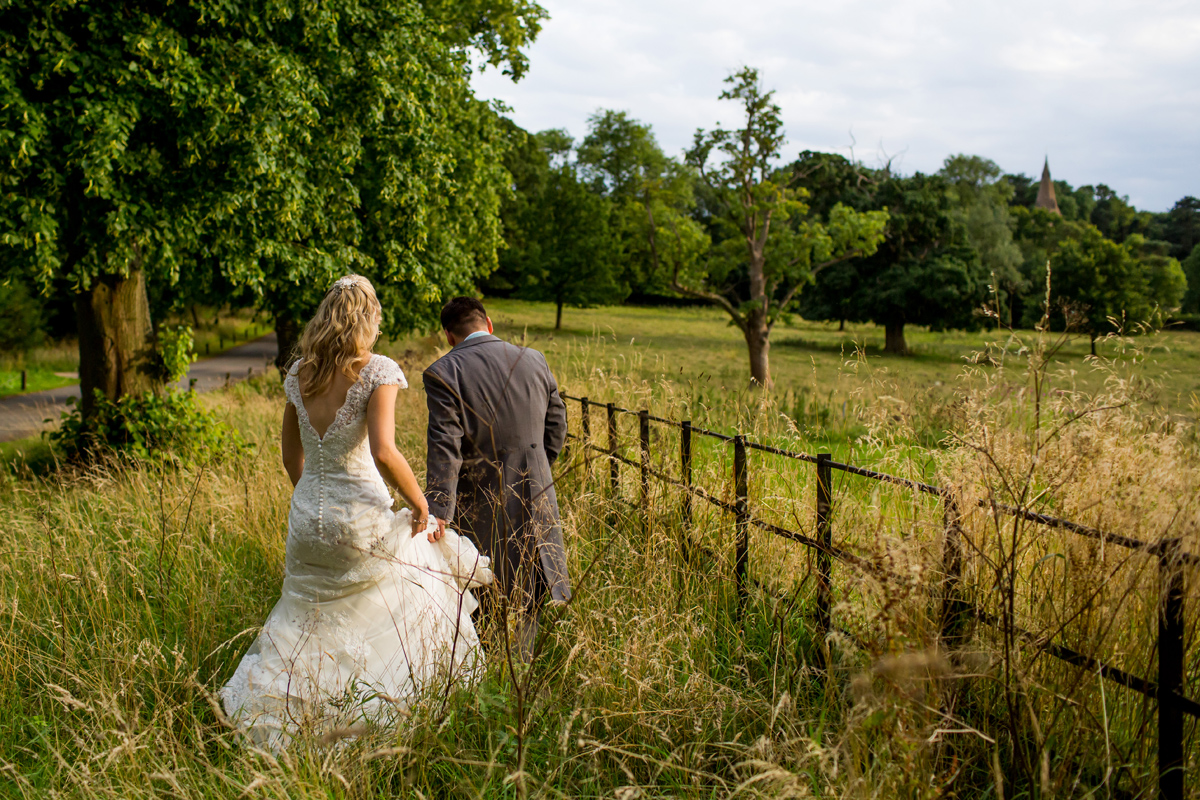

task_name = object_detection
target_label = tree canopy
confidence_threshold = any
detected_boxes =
[1047,226,1186,352]
[495,127,625,329]
[0,0,542,408]
[939,155,1024,325]
[1182,244,1200,315]
[842,174,985,354]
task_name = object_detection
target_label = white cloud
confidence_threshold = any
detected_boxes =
[472,0,1200,210]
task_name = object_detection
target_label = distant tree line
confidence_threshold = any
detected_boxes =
[1,18,1194,400]
[488,70,1194,383]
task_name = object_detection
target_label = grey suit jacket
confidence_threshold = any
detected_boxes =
[423,334,570,604]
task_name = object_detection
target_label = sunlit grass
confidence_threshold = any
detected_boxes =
[487,299,1200,417]
[0,307,1195,798]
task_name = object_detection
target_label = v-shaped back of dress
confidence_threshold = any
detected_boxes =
[297,378,356,442]
[283,354,408,578]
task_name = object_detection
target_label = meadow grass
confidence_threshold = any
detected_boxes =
[487,299,1200,419]
[0,339,79,400]
[0,304,1196,798]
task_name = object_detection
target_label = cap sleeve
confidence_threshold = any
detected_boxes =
[372,355,408,390]
[284,358,304,408]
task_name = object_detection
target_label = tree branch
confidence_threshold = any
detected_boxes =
[659,213,746,332]
[671,275,745,332]
[769,249,864,329]
[785,247,861,273]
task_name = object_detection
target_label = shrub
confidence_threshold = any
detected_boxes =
[47,389,250,466]
[150,324,197,384]
[1167,312,1200,332]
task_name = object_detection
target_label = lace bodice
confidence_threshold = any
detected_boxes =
[285,354,407,450]
[284,354,407,577]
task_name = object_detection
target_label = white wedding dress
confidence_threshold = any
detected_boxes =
[220,354,491,750]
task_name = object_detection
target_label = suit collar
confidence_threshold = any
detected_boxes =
[452,333,501,351]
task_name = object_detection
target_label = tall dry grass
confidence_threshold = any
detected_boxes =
[0,327,1195,798]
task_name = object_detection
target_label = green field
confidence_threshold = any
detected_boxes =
[0,339,79,400]
[0,301,1196,799]
[486,299,1200,418]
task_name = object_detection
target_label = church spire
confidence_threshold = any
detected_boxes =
[1035,157,1060,215]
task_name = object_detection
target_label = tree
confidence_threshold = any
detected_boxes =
[1182,244,1200,315]
[1089,184,1153,243]
[1048,226,1185,354]
[577,110,668,200]
[0,0,539,411]
[849,174,986,355]
[1009,205,1090,327]
[1133,237,1187,319]
[939,155,1024,325]
[790,151,885,330]
[498,129,625,329]
[1161,197,1200,260]
[676,68,888,387]
[1003,173,1038,209]
[576,110,701,298]
[0,278,44,353]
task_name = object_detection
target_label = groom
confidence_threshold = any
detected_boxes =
[423,297,570,657]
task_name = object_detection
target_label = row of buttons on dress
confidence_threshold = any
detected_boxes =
[317,440,325,534]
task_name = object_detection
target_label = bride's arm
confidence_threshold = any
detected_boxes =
[366,385,431,538]
[282,402,304,487]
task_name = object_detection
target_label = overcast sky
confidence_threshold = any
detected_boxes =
[471,0,1200,212]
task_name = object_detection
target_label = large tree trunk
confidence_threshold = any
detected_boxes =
[884,320,908,355]
[1090,331,1097,356]
[555,300,563,331]
[274,314,303,376]
[838,318,845,332]
[76,269,157,417]
[745,312,772,389]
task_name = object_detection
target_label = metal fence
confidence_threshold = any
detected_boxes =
[561,393,1196,800]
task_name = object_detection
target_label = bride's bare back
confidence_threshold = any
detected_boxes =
[302,354,370,439]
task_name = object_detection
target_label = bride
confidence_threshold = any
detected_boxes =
[221,275,491,750]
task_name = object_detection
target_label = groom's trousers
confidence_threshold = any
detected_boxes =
[474,583,542,663]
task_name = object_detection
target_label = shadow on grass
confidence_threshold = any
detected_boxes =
[774,336,975,365]
[492,321,600,342]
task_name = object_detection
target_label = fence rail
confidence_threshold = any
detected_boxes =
[561,393,1195,800]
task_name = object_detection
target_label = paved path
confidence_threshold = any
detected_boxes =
[0,333,278,443]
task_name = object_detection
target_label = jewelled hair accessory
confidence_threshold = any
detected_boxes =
[333,276,358,290]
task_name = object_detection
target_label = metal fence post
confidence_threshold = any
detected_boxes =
[940,491,967,645]
[639,410,650,513]
[681,420,693,562]
[607,402,619,499]
[815,453,833,669]
[581,397,591,476]
[734,436,749,619]
[1159,537,1185,800]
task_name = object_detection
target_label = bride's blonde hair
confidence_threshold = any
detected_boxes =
[297,275,382,397]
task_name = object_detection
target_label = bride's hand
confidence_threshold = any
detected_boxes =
[411,500,431,538]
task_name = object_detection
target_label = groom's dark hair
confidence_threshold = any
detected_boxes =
[440,296,488,337]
